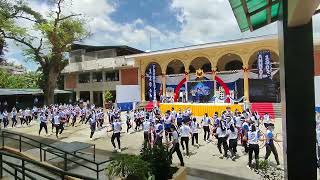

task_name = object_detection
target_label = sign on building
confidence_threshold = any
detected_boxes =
[257,50,272,79]
[147,64,156,101]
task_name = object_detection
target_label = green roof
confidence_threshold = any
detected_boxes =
[228,0,280,32]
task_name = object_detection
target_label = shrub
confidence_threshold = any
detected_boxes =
[140,143,173,180]
[106,154,151,180]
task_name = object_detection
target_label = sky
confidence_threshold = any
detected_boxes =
[4,0,320,71]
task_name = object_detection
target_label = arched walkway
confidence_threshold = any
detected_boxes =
[217,53,243,71]
[189,57,212,73]
[166,59,185,75]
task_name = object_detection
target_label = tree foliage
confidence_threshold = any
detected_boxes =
[0,69,40,88]
[0,0,88,104]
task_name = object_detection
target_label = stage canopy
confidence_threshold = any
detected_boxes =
[0,89,72,96]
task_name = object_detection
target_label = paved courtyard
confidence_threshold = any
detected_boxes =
[6,114,284,180]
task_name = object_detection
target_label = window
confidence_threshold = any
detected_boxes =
[70,50,82,62]
[105,70,119,81]
[97,49,115,59]
[78,73,90,83]
[92,72,103,82]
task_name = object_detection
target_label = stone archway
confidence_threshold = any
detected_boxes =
[189,57,212,73]
[166,59,185,75]
[216,53,243,71]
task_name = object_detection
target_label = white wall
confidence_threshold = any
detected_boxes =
[116,85,141,103]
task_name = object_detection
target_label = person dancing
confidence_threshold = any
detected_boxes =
[247,124,260,169]
[111,118,122,152]
[170,125,184,166]
[39,112,48,136]
[264,124,281,166]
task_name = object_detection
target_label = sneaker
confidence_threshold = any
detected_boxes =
[231,156,236,161]
[117,149,122,153]
[90,138,93,141]
[112,148,117,152]
[246,165,251,169]
[196,143,200,147]
[219,155,224,159]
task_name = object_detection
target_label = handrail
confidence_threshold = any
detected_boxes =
[0,150,96,180]
[1,130,111,179]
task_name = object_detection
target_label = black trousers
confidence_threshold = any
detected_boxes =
[90,124,96,138]
[3,118,8,128]
[170,143,184,166]
[55,123,64,137]
[111,132,121,149]
[265,142,280,165]
[39,122,48,135]
[143,131,150,143]
[217,137,228,156]
[203,126,210,140]
[228,139,237,157]
[126,121,132,133]
[12,116,17,127]
[248,144,259,168]
[192,133,198,145]
[180,137,189,155]
[71,116,77,127]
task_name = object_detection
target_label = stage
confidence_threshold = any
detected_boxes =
[160,102,243,116]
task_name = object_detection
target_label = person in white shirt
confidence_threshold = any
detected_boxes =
[169,125,184,166]
[227,124,238,160]
[215,120,228,159]
[111,119,122,152]
[263,112,271,128]
[125,111,132,134]
[89,111,97,140]
[246,124,260,169]
[143,118,151,143]
[11,107,17,128]
[180,121,191,156]
[155,120,164,146]
[3,110,8,128]
[190,117,199,147]
[53,112,62,138]
[38,112,48,136]
[201,113,211,142]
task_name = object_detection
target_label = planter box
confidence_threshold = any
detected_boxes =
[170,167,187,180]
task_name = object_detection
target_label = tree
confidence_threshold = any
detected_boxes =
[0,0,88,105]
[0,69,40,89]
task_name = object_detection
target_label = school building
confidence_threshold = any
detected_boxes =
[62,35,320,111]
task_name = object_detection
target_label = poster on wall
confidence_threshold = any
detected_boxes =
[257,50,272,79]
[147,64,156,101]
[187,80,215,102]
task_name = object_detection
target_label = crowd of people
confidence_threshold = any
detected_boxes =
[0,103,282,169]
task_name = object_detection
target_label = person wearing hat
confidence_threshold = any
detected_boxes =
[264,124,281,166]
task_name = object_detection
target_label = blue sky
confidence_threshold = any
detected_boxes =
[5,0,320,71]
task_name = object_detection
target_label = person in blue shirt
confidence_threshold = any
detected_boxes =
[155,120,164,146]
[264,124,280,166]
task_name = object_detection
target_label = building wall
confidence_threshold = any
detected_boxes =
[315,51,320,76]
[65,73,77,89]
[120,68,138,85]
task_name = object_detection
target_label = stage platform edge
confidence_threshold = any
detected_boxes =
[160,103,243,117]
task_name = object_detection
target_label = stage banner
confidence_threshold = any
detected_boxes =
[257,50,272,79]
[187,80,215,102]
[147,64,156,100]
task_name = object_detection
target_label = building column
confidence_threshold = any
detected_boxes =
[212,67,217,97]
[162,72,166,96]
[279,0,316,179]
[243,65,250,103]
[102,90,106,108]
[185,69,190,81]
[141,74,145,102]
[90,91,94,104]
[89,72,93,83]
[102,71,106,82]
[76,91,80,101]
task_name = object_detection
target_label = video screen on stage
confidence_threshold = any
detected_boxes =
[187,80,215,102]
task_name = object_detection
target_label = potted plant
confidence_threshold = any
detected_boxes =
[104,90,113,109]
